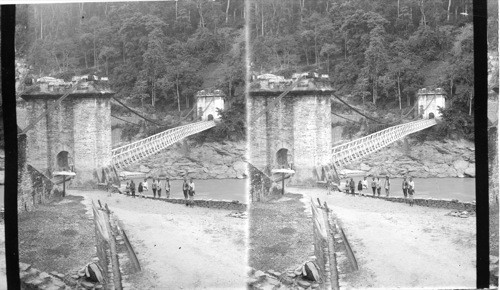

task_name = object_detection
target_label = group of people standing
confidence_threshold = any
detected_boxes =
[124,176,197,206]
[125,177,171,198]
[343,176,416,206]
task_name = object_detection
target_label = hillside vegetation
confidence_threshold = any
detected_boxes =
[15,1,246,140]
[249,0,497,141]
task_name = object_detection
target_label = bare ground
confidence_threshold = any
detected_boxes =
[18,195,95,274]
[248,193,314,272]
[290,187,476,289]
[72,190,247,289]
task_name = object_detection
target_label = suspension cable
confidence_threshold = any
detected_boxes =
[19,80,84,136]
[251,76,305,124]
[111,96,165,126]
[331,93,435,126]
[331,111,363,124]
[111,115,141,126]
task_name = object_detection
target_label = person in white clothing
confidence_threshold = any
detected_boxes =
[157,179,162,198]
[142,178,149,198]
[361,176,368,190]
[408,177,415,206]
[188,178,196,207]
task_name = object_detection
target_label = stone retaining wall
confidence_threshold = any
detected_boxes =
[144,196,247,211]
[93,201,140,290]
[93,204,117,289]
[249,162,273,202]
[360,194,476,211]
[18,133,62,211]
[311,202,330,289]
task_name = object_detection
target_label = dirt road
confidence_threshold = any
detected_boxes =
[72,190,247,289]
[290,187,476,288]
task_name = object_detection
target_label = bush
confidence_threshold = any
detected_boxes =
[193,101,246,143]
[342,122,362,139]
[435,106,474,141]
[121,124,141,142]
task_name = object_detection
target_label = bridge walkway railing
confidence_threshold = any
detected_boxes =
[317,119,437,185]
[331,119,436,168]
[111,121,215,170]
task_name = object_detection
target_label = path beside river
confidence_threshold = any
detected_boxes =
[73,190,247,289]
[291,187,476,288]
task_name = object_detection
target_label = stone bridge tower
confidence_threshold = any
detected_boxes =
[20,79,115,187]
[248,74,333,184]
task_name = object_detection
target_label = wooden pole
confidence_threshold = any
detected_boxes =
[282,173,285,195]
[63,177,66,197]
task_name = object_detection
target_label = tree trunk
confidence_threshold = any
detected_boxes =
[198,1,205,28]
[397,0,400,18]
[228,80,232,109]
[314,30,318,64]
[176,75,181,112]
[261,0,264,36]
[304,47,309,65]
[299,0,304,21]
[469,92,473,116]
[79,3,84,25]
[175,0,178,20]
[225,0,231,23]
[84,51,88,68]
[420,0,426,27]
[151,76,155,106]
[93,28,97,68]
[344,36,347,59]
[327,53,330,74]
[397,72,402,110]
[406,91,410,107]
[447,0,451,21]
[40,7,43,39]
[123,41,126,62]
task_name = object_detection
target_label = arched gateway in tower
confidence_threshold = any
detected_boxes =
[248,74,333,184]
[20,79,115,187]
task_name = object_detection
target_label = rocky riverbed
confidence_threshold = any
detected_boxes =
[345,138,475,178]
[124,140,247,179]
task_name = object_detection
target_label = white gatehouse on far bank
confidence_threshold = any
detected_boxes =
[416,88,446,120]
[196,89,225,121]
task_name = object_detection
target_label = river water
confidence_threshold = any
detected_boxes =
[341,177,476,202]
[0,177,474,208]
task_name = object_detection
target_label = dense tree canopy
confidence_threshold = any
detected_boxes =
[248,0,482,140]
[16,1,245,115]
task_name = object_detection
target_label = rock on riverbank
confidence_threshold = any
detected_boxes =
[345,138,475,178]
[124,140,247,179]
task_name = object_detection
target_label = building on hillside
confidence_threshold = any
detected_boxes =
[195,89,225,121]
[416,88,446,120]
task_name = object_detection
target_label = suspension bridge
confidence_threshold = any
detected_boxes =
[17,77,219,189]
[248,73,441,186]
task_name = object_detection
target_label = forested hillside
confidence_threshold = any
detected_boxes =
[15,1,246,118]
[248,0,497,140]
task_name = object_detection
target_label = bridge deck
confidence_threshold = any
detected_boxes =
[111,121,215,170]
